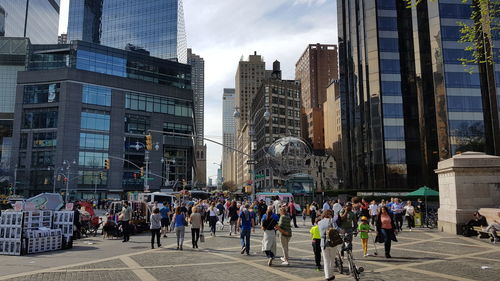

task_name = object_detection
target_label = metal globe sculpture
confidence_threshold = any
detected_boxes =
[266,137,312,178]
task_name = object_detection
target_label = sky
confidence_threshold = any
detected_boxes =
[58,0,338,185]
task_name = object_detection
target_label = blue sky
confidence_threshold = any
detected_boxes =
[59,0,338,184]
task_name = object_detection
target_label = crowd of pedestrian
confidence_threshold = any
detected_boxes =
[112,196,429,281]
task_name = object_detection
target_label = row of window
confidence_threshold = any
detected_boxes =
[76,49,127,77]
[385,149,406,164]
[23,84,59,104]
[23,109,58,129]
[269,87,300,99]
[383,103,404,118]
[447,96,483,112]
[80,133,109,150]
[81,110,110,131]
[163,122,193,135]
[125,114,150,135]
[125,93,192,117]
[82,85,112,106]
[78,151,109,168]
[384,126,405,141]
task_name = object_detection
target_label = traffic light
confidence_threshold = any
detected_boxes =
[140,167,144,177]
[99,172,104,179]
[57,175,61,181]
[145,134,152,151]
[104,159,110,170]
[133,173,137,179]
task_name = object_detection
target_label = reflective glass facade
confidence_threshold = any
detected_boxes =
[0,0,59,44]
[28,41,192,89]
[337,0,500,190]
[67,0,187,63]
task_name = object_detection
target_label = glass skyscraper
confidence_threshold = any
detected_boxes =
[337,0,499,190]
[0,0,60,44]
[67,0,187,63]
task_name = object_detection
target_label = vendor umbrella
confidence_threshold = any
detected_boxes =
[406,186,439,227]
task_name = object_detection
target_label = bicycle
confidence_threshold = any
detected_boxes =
[336,231,364,281]
[424,210,438,229]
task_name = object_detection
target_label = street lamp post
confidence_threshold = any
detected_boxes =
[135,141,159,192]
[233,106,270,201]
[12,165,18,195]
[161,158,175,187]
[62,160,76,203]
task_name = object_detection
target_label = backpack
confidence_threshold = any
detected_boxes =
[326,219,343,247]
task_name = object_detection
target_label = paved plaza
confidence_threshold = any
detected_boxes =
[0,222,498,281]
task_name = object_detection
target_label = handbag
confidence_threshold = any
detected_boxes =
[200,233,205,243]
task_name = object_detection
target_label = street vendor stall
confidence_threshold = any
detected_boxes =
[0,193,73,256]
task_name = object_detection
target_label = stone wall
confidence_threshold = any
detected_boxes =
[435,152,500,234]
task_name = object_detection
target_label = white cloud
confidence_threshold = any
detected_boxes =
[293,0,328,6]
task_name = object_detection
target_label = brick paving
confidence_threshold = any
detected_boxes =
[0,222,498,281]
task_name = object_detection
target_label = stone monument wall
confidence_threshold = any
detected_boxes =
[435,152,500,234]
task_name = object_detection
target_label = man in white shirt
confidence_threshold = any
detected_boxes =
[369,200,378,226]
[332,200,342,218]
[322,200,331,212]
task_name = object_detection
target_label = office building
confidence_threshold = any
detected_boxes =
[222,88,236,184]
[252,61,302,191]
[0,0,60,44]
[323,81,342,183]
[295,44,338,151]
[67,0,187,62]
[58,33,67,44]
[337,0,499,190]
[11,41,194,199]
[234,52,268,187]
[187,49,205,145]
[187,49,205,186]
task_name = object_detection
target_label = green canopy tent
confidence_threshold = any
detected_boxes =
[406,186,439,227]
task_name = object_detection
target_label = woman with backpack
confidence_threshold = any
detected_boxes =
[318,209,341,281]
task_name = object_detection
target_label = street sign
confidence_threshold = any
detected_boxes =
[141,177,155,180]
[255,174,265,179]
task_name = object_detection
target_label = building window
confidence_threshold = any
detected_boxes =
[76,49,126,77]
[380,59,401,74]
[80,133,109,150]
[125,114,150,134]
[81,110,110,131]
[77,171,107,185]
[78,151,108,168]
[447,96,483,112]
[33,132,57,148]
[23,84,60,104]
[445,72,480,88]
[379,38,399,52]
[125,92,192,117]
[385,149,406,164]
[23,109,58,129]
[381,81,401,96]
[82,85,112,106]
[441,26,462,41]
[384,126,405,140]
[163,122,193,135]
[383,104,404,118]
[439,4,472,19]
[31,151,55,167]
[378,17,398,31]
